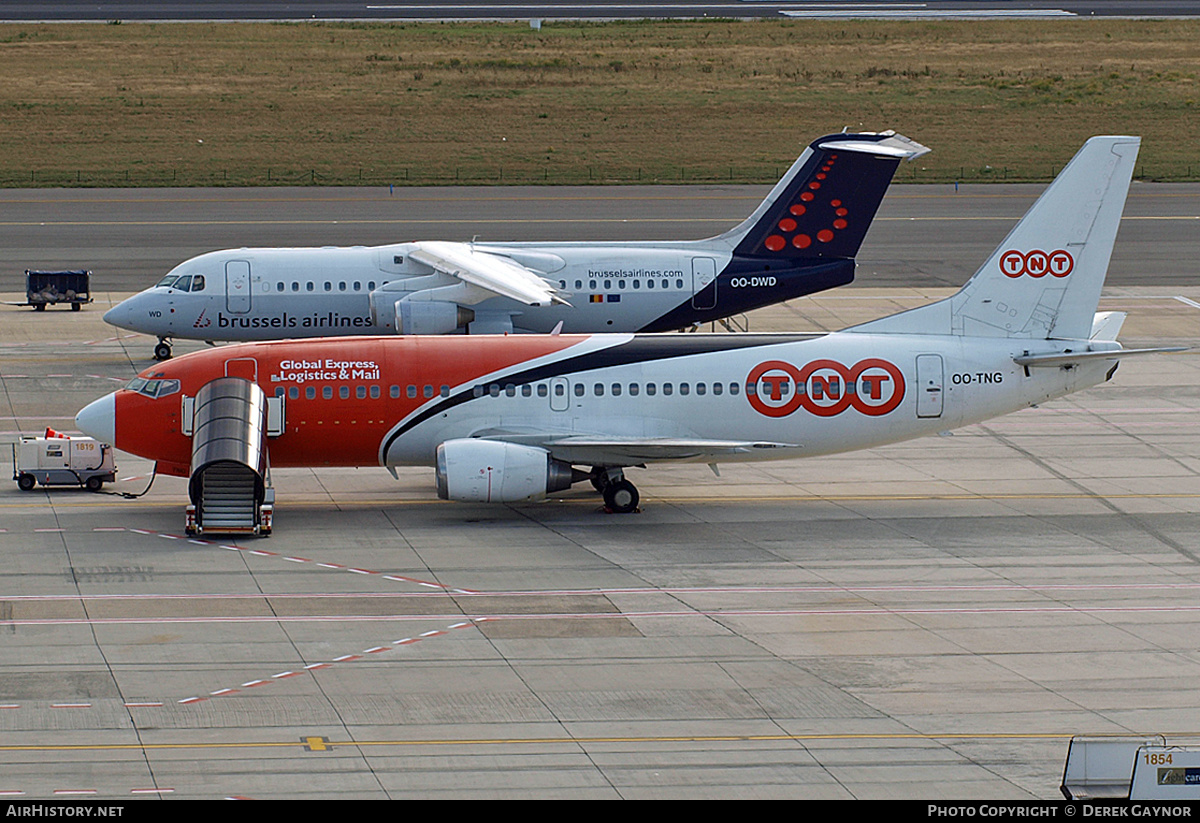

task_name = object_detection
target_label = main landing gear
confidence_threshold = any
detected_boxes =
[154,338,173,361]
[589,467,640,514]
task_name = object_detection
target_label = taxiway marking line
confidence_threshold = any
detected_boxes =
[8,603,1200,629]
[4,490,1200,512]
[0,731,1117,754]
[0,215,1193,228]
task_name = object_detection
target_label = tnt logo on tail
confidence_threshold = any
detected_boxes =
[999,249,1074,279]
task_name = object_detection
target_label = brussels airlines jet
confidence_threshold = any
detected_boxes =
[79,137,1174,527]
[103,131,928,361]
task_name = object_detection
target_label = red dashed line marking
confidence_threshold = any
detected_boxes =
[173,618,484,706]
[124,702,163,708]
[50,703,91,709]
[131,788,175,795]
[54,789,97,796]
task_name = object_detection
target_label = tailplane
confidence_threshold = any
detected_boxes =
[714,130,929,261]
[851,136,1140,340]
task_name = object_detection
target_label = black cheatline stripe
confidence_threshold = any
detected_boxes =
[380,333,822,459]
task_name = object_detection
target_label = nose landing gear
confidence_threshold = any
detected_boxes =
[154,338,173,361]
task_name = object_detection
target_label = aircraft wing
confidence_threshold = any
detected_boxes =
[408,241,570,307]
[537,435,798,465]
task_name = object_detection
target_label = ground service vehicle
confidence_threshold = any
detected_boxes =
[13,429,116,491]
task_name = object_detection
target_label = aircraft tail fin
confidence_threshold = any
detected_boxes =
[850,136,1140,340]
[715,131,929,260]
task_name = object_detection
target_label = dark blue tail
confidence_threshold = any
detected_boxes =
[720,131,929,260]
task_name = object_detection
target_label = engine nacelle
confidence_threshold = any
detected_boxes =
[436,439,574,503]
[397,300,474,335]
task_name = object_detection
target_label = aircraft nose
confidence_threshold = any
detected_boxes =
[76,392,116,445]
[103,296,134,329]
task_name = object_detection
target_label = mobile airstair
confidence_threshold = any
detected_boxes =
[184,377,275,536]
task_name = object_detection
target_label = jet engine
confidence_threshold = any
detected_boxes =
[396,300,475,335]
[435,439,575,503]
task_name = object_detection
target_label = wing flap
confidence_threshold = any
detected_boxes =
[408,241,569,306]
[538,435,799,465]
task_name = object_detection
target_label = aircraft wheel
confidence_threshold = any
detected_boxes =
[71,303,81,312]
[17,474,36,491]
[33,303,45,312]
[85,476,103,492]
[153,341,173,361]
[603,479,639,514]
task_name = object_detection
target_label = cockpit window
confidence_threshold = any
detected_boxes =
[124,377,181,399]
[173,275,192,292]
[156,274,179,288]
[191,274,205,292]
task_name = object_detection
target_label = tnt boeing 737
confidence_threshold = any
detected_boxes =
[79,137,1175,532]
[103,130,928,361]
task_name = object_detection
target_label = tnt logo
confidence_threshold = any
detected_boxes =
[746,359,905,418]
[999,249,1074,279]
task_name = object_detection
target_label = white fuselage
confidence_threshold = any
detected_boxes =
[104,241,762,338]
[372,331,1107,468]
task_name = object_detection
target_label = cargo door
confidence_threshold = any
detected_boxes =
[691,257,717,310]
[225,260,252,314]
[916,354,944,418]
[225,357,258,383]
